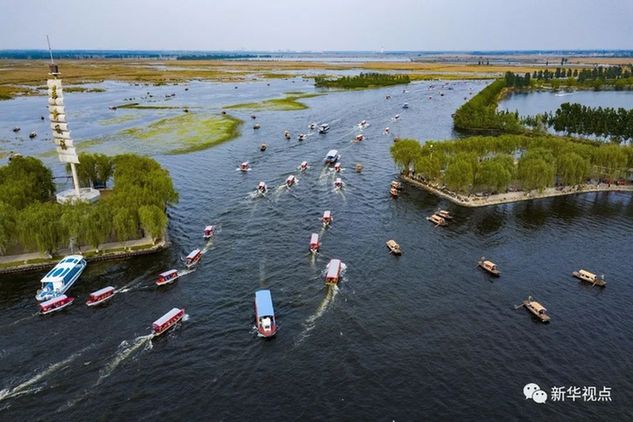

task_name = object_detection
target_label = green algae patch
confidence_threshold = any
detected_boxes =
[117,103,188,110]
[99,113,138,126]
[225,92,321,111]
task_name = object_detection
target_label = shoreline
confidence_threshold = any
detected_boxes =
[0,237,169,275]
[401,174,633,207]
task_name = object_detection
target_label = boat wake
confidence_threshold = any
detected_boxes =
[0,345,93,403]
[1,312,39,329]
[96,334,154,385]
[295,285,339,345]
[115,270,154,294]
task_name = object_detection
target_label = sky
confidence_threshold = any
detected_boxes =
[0,0,631,51]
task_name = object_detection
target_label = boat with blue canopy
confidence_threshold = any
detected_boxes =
[36,255,87,301]
[254,289,277,338]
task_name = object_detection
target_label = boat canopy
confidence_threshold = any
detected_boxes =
[310,233,319,244]
[326,259,341,279]
[323,210,331,219]
[160,269,178,278]
[41,255,85,285]
[186,249,201,260]
[529,302,547,313]
[483,260,496,268]
[153,308,183,326]
[326,149,338,159]
[90,286,114,297]
[204,225,214,232]
[255,290,275,317]
[579,269,596,279]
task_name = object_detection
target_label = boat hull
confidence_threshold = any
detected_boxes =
[40,297,74,315]
[156,275,180,286]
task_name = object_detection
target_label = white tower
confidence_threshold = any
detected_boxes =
[46,37,100,204]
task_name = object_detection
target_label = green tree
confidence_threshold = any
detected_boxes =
[16,202,66,255]
[0,156,55,209]
[390,139,422,173]
[444,158,474,192]
[83,203,113,251]
[112,207,139,243]
[557,153,589,185]
[138,205,168,243]
[0,201,16,254]
[518,158,555,191]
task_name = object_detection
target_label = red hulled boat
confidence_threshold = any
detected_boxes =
[152,307,185,336]
[86,286,115,307]
[156,269,180,286]
[39,295,74,315]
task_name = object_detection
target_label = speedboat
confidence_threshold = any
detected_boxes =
[357,120,369,129]
[402,103,409,109]
[299,161,309,171]
[478,257,501,277]
[185,249,202,269]
[522,297,550,323]
[260,144,267,151]
[309,233,320,254]
[255,290,277,338]
[572,269,606,287]
[156,269,180,286]
[257,181,267,195]
[355,134,364,142]
[152,308,185,336]
[39,295,74,315]
[334,178,344,189]
[297,133,306,141]
[308,122,317,130]
[386,240,402,255]
[253,123,261,130]
[394,114,400,120]
[324,149,339,165]
[318,123,330,134]
[12,127,20,133]
[86,286,115,307]
[284,130,291,140]
[321,210,333,226]
[203,225,215,239]
[29,131,37,139]
[286,175,297,188]
[36,255,87,301]
[239,161,250,172]
[325,259,343,285]
[334,162,342,173]
[384,127,390,134]
[426,214,447,226]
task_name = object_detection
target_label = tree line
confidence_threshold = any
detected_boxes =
[0,154,178,256]
[314,73,410,89]
[391,135,633,194]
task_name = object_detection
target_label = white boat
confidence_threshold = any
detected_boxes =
[185,249,202,269]
[203,225,215,239]
[286,175,297,187]
[257,181,267,195]
[309,233,320,254]
[152,308,185,336]
[36,255,87,301]
[308,122,317,130]
[355,134,365,142]
[239,161,250,172]
[334,162,342,173]
[156,269,179,286]
[357,120,369,129]
[334,177,344,189]
[572,269,606,287]
[394,114,400,120]
[324,149,339,164]
[299,161,309,171]
[284,130,291,140]
[253,123,261,130]
[321,210,333,226]
[325,259,343,285]
[297,133,306,141]
[318,123,330,134]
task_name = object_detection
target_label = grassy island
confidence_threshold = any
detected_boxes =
[314,72,410,89]
[225,93,320,111]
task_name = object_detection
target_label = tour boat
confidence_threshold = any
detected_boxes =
[309,233,320,254]
[253,123,261,129]
[254,289,277,338]
[318,123,330,134]
[386,240,402,255]
[321,210,333,226]
[29,131,37,139]
[39,295,74,315]
[478,258,501,277]
[36,255,87,301]
[156,269,180,286]
[257,181,267,195]
[324,149,339,165]
[334,162,342,173]
[355,134,365,142]
[358,120,369,129]
[240,161,250,172]
[325,259,342,285]
[522,297,550,323]
[390,186,399,198]
[308,122,317,130]
[286,175,297,187]
[402,103,409,109]
[185,249,202,269]
[260,144,267,151]
[334,177,344,189]
[572,269,606,287]
[426,214,447,226]
[297,133,306,141]
[152,307,185,336]
[299,161,309,171]
[284,130,291,140]
[436,209,453,220]
[86,286,115,307]
[203,225,215,239]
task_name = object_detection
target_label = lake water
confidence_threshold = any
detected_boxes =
[499,90,633,116]
[1,78,632,420]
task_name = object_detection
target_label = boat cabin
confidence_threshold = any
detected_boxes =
[185,250,202,268]
[309,233,320,253]
[203,225,215,239]
[86,286,115,306]
[152,308,185,336]
[526,300,550,322]
[40,295,74,315]
[325,259,342,285]
[321,210,333,225]
[240,161,250,172]
[157,269,179,286]
[255,289,277,337]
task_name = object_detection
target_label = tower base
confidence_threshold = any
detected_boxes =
[56,187,101,204]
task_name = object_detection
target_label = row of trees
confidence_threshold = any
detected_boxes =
[314,73,410,89]
[0,154,178,255]
[523,103,633,142]
[391,135,633,194]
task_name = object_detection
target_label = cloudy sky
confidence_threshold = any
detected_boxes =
[0,0,631,51]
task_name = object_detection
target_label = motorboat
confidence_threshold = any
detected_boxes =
[239,161,250,172]
[390,181,402,190]
[386,240,402,255]
[333,162,342,173]
[12,127,20,133]
[39,295,74,315]
[435,209,453,220]
[251,114,257,120]
[384,127,390,134]
[152,308,185,336]
[478,258,501,277]
[357,120,369,129]
[309,233,320,254]
[260,144,267,151]
[426,214,447,226]
[325,259,343,285]
[572,269,606,287]
[324,149,339,165]
[185,249,202,269]
[36,255,87,301]
[297,133,306,141]
[334,177,344,189]
[255,290,277,338]
[299,161,309,171]
[286,175,297,187]
[321,210,333,226]
[355,134,365,142]
[257,181,267,195]
[253,123,261,130]
[29,131,37,139]
[390,186,398,198]
[203,225,215,239]
[394,114,400,120]
[318,123,330,134]
[86,286,115,307]
[308,122,317,130]
[284,130,291,140]
[522,297,550,323]
[402,103,409,109]
[156,269,179,286]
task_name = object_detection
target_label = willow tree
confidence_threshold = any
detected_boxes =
[139,205,168,244]
[16,202,66,255]
[518,158,555,192]
[390,139,422,174]
[557,153,590,185]
[444,158,474,193]
[0,202,16,254]
[112,207,139,245]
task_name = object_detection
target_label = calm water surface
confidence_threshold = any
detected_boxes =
[1,78,632,420]
[499,90,633,116]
